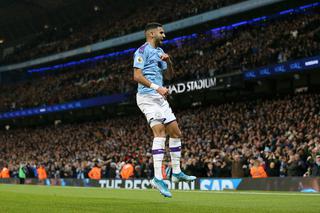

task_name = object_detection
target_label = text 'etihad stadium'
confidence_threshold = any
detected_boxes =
[168,78,216,94]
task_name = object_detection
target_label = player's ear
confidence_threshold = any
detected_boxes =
[146,30,153,38]
[151,29,157,38]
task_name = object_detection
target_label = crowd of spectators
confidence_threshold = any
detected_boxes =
[0,11,319,113]
[1,0,243,64]
[0,92,319,179]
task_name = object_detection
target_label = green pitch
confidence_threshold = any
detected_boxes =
[0,184,320,213]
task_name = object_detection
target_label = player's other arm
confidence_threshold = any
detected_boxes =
[133,68,168,97]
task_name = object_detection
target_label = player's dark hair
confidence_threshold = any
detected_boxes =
[144,22,162,32]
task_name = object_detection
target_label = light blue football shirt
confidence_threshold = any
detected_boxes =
[133,42,167,94]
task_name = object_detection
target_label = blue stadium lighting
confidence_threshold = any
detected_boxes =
[252,16,267,22]
[28,48,136,73]
[232,21,248,27]
[300,4,315,10]
[218,26,226,31]
[94,55,105,60]
[0,93,129,120]
[27,3,319,74]
[279,9,294,15]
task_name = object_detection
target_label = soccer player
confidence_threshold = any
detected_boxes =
[133,23,196,198]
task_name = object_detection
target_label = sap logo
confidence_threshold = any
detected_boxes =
[200,179,242,191]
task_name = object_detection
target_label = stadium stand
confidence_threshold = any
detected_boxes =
[0,1,319,181]
[0,92,319,178]
[0,10,319,113]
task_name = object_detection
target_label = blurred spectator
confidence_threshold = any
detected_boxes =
[0,164,10,178]
[108,162,118,179]
[306,153,320,177]
[88,163,102,180]
[265,151,280,177]
[287,154,307,177]
[18,163,27,184]
[121,162,134,180]
[37,164,48,180]
[250,159,268,178]
[231,154,245,178]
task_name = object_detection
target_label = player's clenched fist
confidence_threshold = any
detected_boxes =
[157,87,169,98]
[160,53,170,61]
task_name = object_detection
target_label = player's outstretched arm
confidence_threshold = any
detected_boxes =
[133,68,169,97]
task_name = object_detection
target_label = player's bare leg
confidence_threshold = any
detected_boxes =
[166,121,197,182]
[150,123,172,198]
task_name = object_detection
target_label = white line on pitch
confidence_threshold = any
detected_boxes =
[175,190,320,196]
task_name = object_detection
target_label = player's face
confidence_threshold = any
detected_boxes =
[153,27,165,46]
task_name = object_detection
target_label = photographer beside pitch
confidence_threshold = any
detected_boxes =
[133,23,196,198]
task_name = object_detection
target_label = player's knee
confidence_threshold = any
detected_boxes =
[170,129,182,138]
[152,125,166,137]
[154,131,166,137]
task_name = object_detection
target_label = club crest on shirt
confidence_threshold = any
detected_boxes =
[137,56,143,63]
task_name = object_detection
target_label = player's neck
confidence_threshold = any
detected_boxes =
[147,40,157,48]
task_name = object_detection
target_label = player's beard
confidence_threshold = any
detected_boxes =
[155,36,163,47]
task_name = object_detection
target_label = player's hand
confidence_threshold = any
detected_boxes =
[156,87,169,98]
[160,53,170,61]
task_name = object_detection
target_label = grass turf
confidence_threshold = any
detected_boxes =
[0,184,319,213]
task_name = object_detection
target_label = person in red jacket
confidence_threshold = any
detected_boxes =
[120,163,134,180]
[0,164,10,178]
[37,164,47,180]
[88,163,102,180]
[250,159,268,178]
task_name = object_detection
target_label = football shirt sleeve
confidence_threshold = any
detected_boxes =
[133,51,146,69]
